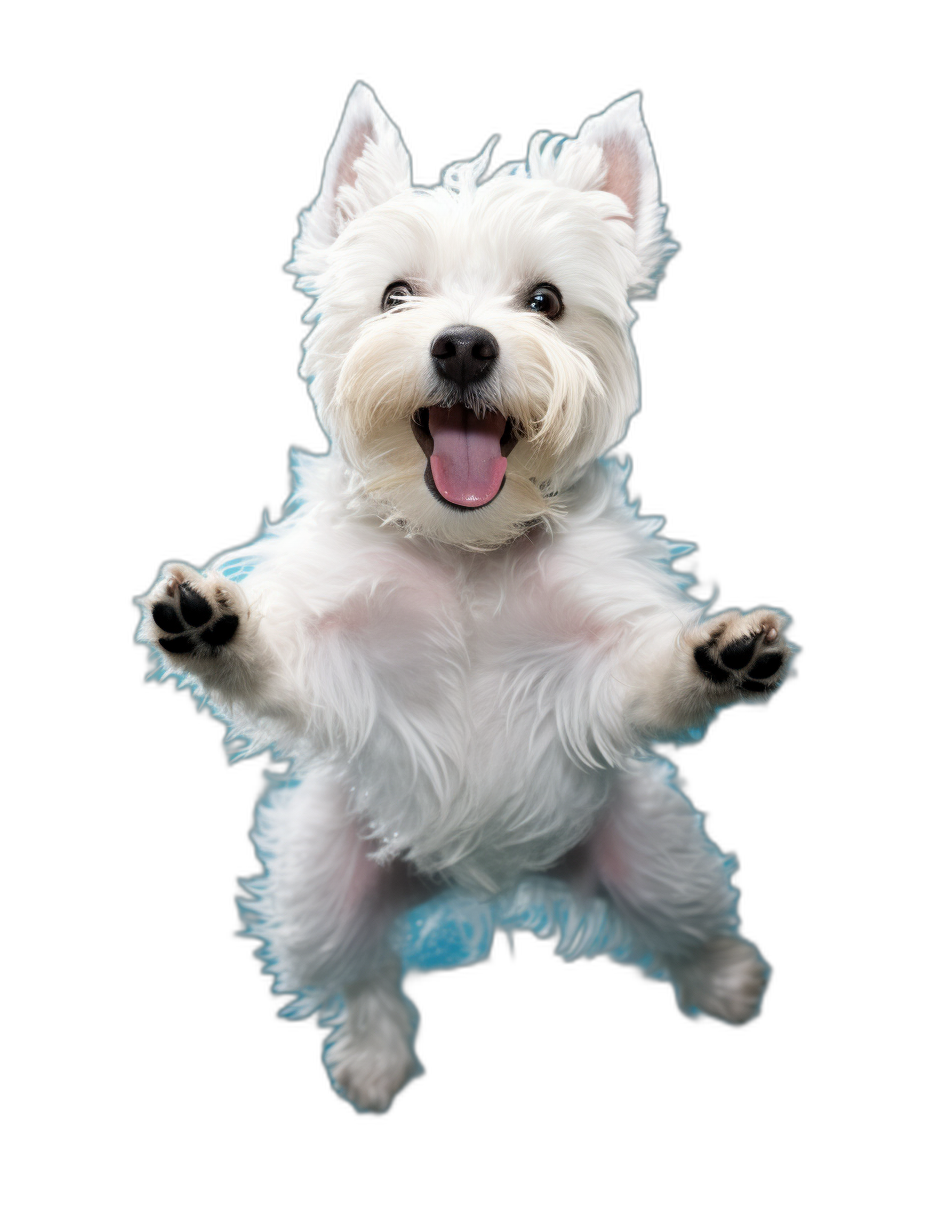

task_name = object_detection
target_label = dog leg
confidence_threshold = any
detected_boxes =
[578,759,768,1024]
[141,562,300,719]
[242,770,425,1111]
[324,960,420,1113]
[626,607,791,738]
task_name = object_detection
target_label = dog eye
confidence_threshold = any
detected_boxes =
[526,284,563,319]
[382,281,415,311]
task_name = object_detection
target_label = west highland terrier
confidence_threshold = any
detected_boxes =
[140,83,792,1112]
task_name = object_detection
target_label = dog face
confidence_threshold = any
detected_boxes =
[289,84,675,550]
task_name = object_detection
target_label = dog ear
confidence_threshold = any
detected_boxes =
[288,82,412,292]
[529,93,676,297]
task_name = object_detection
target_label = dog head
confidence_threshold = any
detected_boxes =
[288,83,675,550]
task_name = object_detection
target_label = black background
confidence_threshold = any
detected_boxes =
[97,36,852,1172]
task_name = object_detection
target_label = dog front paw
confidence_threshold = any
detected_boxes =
[146,564,243,658]
[690,609,790,698]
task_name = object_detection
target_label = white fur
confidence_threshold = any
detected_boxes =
[142,85,789,1111]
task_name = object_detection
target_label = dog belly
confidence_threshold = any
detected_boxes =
[341,711,614,894]
[253,518,635,890]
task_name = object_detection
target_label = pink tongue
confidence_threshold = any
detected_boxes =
[428,405,508,508]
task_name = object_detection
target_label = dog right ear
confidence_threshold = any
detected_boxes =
[526,93,676,298]
[288,83,412,292]
[576,93,676,296]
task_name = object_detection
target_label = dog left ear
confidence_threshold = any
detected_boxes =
[289,82,412,292]
[530,93,676,297]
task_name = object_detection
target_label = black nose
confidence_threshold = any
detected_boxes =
[430,325,499,387]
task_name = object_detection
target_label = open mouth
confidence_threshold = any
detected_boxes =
[411,405,517,509]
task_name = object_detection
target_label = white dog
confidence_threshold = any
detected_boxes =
[141,83,791,1112]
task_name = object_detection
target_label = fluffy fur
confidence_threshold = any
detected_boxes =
[140,84,792,1112]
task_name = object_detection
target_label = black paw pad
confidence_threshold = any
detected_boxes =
[179,583,212,627]
[720,636,754,670]
[152,602,184,634]
[158,634,194,654]
[201,614,238,648]
[694,645,731,684]
[741,679,773,693]
[748,652,783,680]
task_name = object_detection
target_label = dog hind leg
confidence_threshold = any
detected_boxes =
[576,759,769,1024]
[322,959,421,1113]
[241,770,427,1111]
